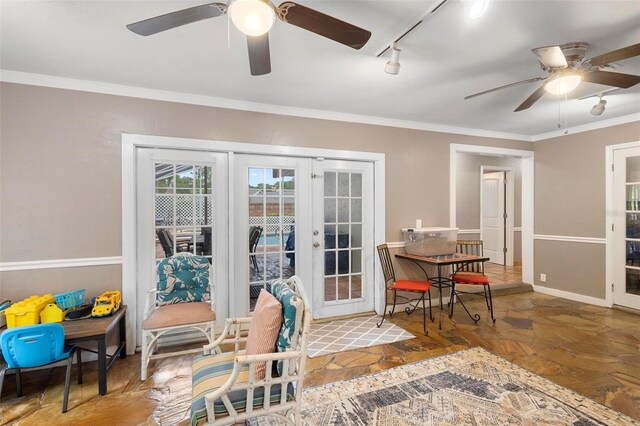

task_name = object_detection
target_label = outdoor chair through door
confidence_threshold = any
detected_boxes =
[376,244,433,335]
[249,226,263,272]
[450,240,496,323]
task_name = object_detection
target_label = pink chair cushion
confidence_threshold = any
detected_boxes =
[143,301,215,330]
[246,290,283,379]
[453,272,490,284]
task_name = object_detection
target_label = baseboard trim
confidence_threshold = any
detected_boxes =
[532,284,610,307]
[0,256,123,272]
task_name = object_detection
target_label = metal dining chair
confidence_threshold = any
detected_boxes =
[450,240,496,323]
[376,244,433,335]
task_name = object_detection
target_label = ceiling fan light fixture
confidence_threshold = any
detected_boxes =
[468,0,490,19]
[544,73,582,95]
[385,45,401,75]
[229,0,276,37]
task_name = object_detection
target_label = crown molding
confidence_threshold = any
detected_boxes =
[0,69,532,142]
[531,113,640,142]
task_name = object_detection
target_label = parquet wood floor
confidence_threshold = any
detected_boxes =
[1,291,639,425]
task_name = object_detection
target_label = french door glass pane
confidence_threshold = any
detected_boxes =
[154,164,213,264]
[323,170,364,303]
[625,158,640,295]
[248,167,296,311]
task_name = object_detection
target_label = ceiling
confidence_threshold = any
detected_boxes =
[1,1,639,138]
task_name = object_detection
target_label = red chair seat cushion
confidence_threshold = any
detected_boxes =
[390,280,431,292]
[453,272,489,284]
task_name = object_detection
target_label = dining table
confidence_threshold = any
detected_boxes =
[395,252,490,328]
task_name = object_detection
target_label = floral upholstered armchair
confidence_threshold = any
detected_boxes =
[141,253,216,380]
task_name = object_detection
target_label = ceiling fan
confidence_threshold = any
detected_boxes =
[465,41,640,112]
[126,0,371,76]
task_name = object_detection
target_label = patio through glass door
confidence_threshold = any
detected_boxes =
[233,155,376,319]
[136,148,228,345]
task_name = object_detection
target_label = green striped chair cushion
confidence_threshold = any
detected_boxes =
[191,352,295,425]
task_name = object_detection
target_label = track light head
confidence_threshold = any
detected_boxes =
[385,44,401,75]
[591,97,607,116]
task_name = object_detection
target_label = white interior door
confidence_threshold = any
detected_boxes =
[613,146,640,310]
[481,171,505,264]
[232,155,312,317]
[312,160,375,318]
[136,148,228,348]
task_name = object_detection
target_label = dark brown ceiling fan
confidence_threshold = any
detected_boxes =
[126,0,371,76]
[465,42,640,112]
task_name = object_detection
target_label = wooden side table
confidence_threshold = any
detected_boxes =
[61,306,127,395]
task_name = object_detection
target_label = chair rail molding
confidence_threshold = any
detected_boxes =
[0,256,123,272]
[533,234,606,244]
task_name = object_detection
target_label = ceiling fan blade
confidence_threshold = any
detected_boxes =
[585,43,640,67]
[514,85,546,112]
[583,70,640,88]
[247,34,271,76]
[531,45,568,69]
[465,77,547,100]
[277,2,371,50]
[126,3,226,36]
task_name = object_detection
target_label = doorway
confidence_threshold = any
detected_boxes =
[610,144,640,310]
[232,155,376,319]
[449,144,534,285]
[480,167,515,266]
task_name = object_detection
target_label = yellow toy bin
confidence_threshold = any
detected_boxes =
[40,303,66,323]
[4,294,55,328]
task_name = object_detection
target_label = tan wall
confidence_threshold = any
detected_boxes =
[456,153,523,262]
[0,82,532,301]
[533,121,640,298]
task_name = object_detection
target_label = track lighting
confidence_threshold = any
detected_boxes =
[591,96,607,116]
[385,44,401,75]
[468,0,490,19]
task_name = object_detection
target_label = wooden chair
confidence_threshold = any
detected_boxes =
[141,252,216,380]
[376,244,433,335]
[190,276,310,425]
[450,240,496,323]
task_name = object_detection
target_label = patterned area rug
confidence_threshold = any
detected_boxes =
[252,347,638,425]
[307,315,414,358]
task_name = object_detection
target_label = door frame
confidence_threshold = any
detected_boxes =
[450,144,534,284]
[122,134,385,354]
[480,166,515,266]
[605,140,640,308]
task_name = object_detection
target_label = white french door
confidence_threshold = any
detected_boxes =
[613,146,640,310]
[136,149,376,334]
[233,156,376,319]
[232,155,312,317]
[136,148,228,345]
[312,160,375,318]
[481,171,505,265]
